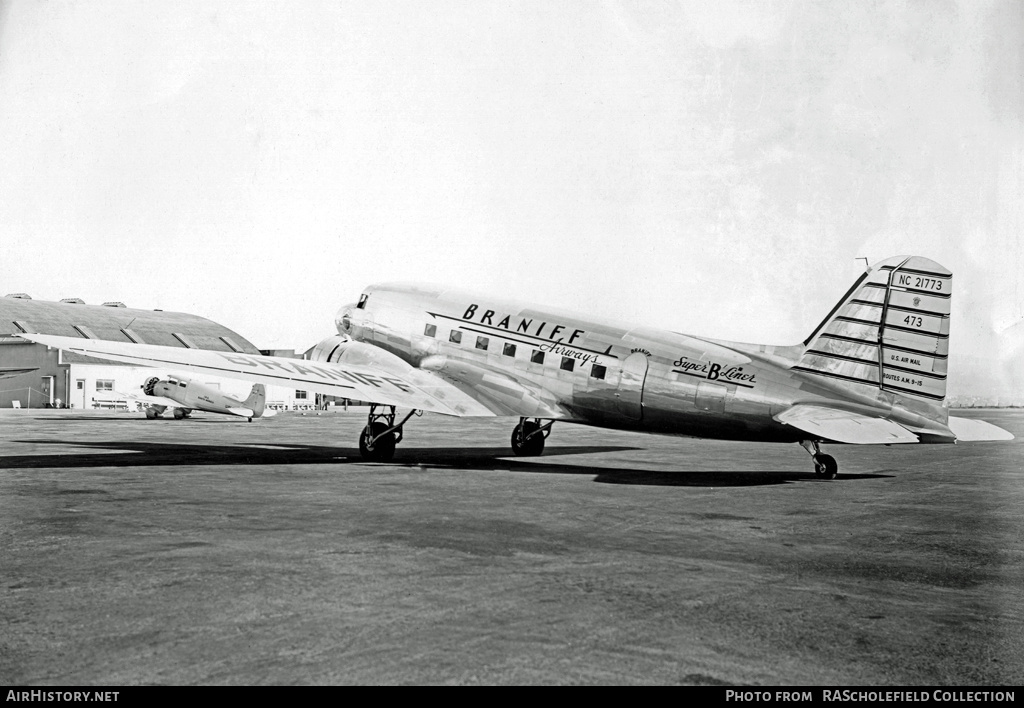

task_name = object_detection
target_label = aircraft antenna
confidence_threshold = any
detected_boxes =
[857,257,869,269]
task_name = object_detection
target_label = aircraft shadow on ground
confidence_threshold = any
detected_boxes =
[2,440,893,487]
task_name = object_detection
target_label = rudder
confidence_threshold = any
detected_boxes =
[794,256,951,412]
[242,383,267,418]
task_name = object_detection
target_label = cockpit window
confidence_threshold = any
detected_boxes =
[356,294,369,310]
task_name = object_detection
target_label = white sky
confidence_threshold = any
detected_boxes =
[0,0,1021,399]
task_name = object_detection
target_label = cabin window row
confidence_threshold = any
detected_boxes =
[423,324,606,380]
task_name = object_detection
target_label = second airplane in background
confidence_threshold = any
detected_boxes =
[126,375,272,422]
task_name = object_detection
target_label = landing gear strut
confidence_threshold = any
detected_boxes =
[511,418,554,457]
[359,405,421,462]
[801,439,838,479]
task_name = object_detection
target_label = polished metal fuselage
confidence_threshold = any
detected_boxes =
[339,283,941,443]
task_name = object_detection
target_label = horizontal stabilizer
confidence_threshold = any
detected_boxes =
[226,407,255,418]
[948,416,1015,442]
[775,404,919,444]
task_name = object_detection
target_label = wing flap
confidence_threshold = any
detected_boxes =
[775,404,919,444]
[19,334,496,417]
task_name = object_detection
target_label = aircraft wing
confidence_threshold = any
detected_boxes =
[19,334,497,417]
[774,404,920,444]
[0,367,38,379]
[118,390,180,408]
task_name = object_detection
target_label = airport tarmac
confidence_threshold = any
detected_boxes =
[1,408,1022,686]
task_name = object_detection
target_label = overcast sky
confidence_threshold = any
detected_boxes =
[0,0,1020,399]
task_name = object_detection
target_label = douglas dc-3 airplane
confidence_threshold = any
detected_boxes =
[123,375,272,422]
[19,255,1012,478]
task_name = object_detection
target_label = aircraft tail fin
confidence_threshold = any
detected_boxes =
[241,383,267,418]
[794,256,950,417]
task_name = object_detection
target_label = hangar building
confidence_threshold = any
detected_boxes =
[0,294,319,411]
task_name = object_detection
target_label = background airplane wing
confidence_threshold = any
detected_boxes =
[774,404,920,444]
[118,390,181,408]
[0,367,38,379]
[20,334,496,417]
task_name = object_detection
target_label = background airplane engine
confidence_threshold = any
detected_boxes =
[307,335,414,376]
[143,376,160,396]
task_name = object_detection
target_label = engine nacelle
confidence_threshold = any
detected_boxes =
[307,335,414,377]
[143,376,159,396]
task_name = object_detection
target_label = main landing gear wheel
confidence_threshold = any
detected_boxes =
[511,418,552,457]
[360,421,396,462]
[801,440,838,479]
[813,453,838,480]
[357,405,420,462]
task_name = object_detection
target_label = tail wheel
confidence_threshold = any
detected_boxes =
[511,421,545,457]
[360,422,396,462]
[813,453,838,479]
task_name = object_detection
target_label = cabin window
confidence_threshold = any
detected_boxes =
[502,343,516,357]
[531,350,545,364]
[424,324,436,337]
[178,382,187,388]
[295,390,307,399]
[356,294,368,310]
[560,357,575,372]
[449,330,462,344]
[590,364,607,380]
[476,336,489,351]
[96,380,114,391]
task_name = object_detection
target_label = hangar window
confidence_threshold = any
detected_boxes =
[172,332,196,349]
[449,330,462,344]
[476,336,489,351]
[503,343,516,357]
[219,336,243,352]
[295,390,307,399]
[590,364,607,380]
[560,357,575,372]
[530,350,545,364]
[122,328,146,344]
[424,324,437,338]
[96,380,114,391]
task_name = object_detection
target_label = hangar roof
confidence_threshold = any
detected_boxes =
[0,298,260,359]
